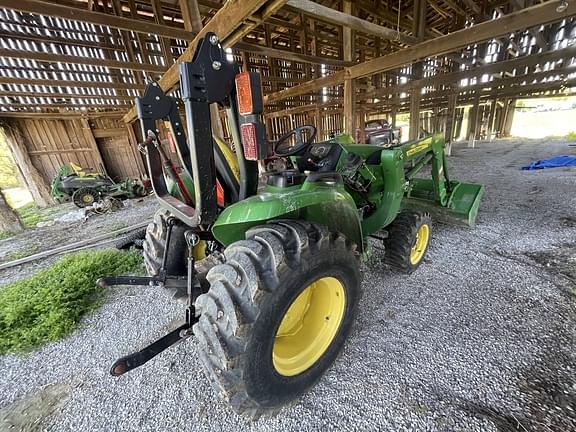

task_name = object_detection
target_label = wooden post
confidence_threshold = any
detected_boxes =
[315,108,323,140]
[445,93,457,155]
[125,123,147,177]
[409,0,427,141]
[1,121,54,207]
[468,94,481,148]
[486,98,497,141]
[502,99,516,137]
[342,0,355,135]
[80,119,108,175]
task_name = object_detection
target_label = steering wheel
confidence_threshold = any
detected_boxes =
[274,125,317,157]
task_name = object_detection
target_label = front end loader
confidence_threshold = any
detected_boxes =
[99,32,484,417]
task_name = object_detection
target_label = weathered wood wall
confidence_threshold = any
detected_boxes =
[2,116,146,198]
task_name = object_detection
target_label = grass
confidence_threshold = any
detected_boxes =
[0,231,14,241]
[566,131,576,141]
[14,203,62,229]
[0,249,143,355]
[108,221,129,233]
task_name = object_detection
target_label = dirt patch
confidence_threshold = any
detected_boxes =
[516,349,576,432]
[0,383,73,431]
[560,216,576,228]
[525,243,576,290]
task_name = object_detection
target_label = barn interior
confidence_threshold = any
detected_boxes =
[0,1,575,431]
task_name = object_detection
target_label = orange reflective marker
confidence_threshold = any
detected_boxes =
[236,72,253,115]
[235,72,263,116]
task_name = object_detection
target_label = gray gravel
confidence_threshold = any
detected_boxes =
[1,138,575,431]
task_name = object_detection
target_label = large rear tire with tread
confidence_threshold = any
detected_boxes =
[384,210,432,273]
[193,220,361,418]
[143,209,188,276]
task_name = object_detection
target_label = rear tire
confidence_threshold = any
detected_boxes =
[143,209,222,300]
[143,209,188,276]
[193,220,361,417]
[384,210,432,273]
[115,228,146,250]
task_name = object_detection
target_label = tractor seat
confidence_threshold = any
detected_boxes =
[295,143,343,172]
[365,149,383,165]
[266,169,306,188]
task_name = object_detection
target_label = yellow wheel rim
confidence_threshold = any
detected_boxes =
[273,277,346,377]
[192,240,207,260]
[82,194,94,203]
[410,223,430,265]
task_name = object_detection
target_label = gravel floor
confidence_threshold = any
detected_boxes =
[1,138,575,432]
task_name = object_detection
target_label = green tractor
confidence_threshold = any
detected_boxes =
[50,163,146,207]
[99,33,484,417]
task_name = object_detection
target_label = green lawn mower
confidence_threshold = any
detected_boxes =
[51,163,146,207]
[99,32,484,418]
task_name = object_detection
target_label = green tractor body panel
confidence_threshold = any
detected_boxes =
[212,132,485,249]
[212,180,363,249]
[403,179,485,227]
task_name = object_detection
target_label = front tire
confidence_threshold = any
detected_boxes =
[384,210,432,273]
[193,220,361,417]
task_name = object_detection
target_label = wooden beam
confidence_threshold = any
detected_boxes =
[3,103,130,109]
[0,76,143,90]
[347,1,576,80]
[91,128,128,138]
[0,0,195,41]
[0,91,134,102]
[360,45,576,100]
[235,42,353,67]
[285,0,418,46]
[0,48,168,73]
[0,112,124,119]
[224,0,287,46]
[180,0,203,32]
[265,71,346,104]
[123,0,287,124]
[264,1,576,103]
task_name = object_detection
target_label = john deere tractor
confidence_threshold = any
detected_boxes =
[99,33,484,417]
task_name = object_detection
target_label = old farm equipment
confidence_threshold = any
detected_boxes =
[98,33,484,417]
[51,163,146,207]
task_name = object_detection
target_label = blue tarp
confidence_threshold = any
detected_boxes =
[522,155,576,170]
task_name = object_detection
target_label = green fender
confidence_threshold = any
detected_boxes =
[212,181,364,251]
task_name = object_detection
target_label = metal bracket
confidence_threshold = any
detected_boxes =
[105,224,204,376]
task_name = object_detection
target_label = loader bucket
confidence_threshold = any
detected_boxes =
[402,179,485,227]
